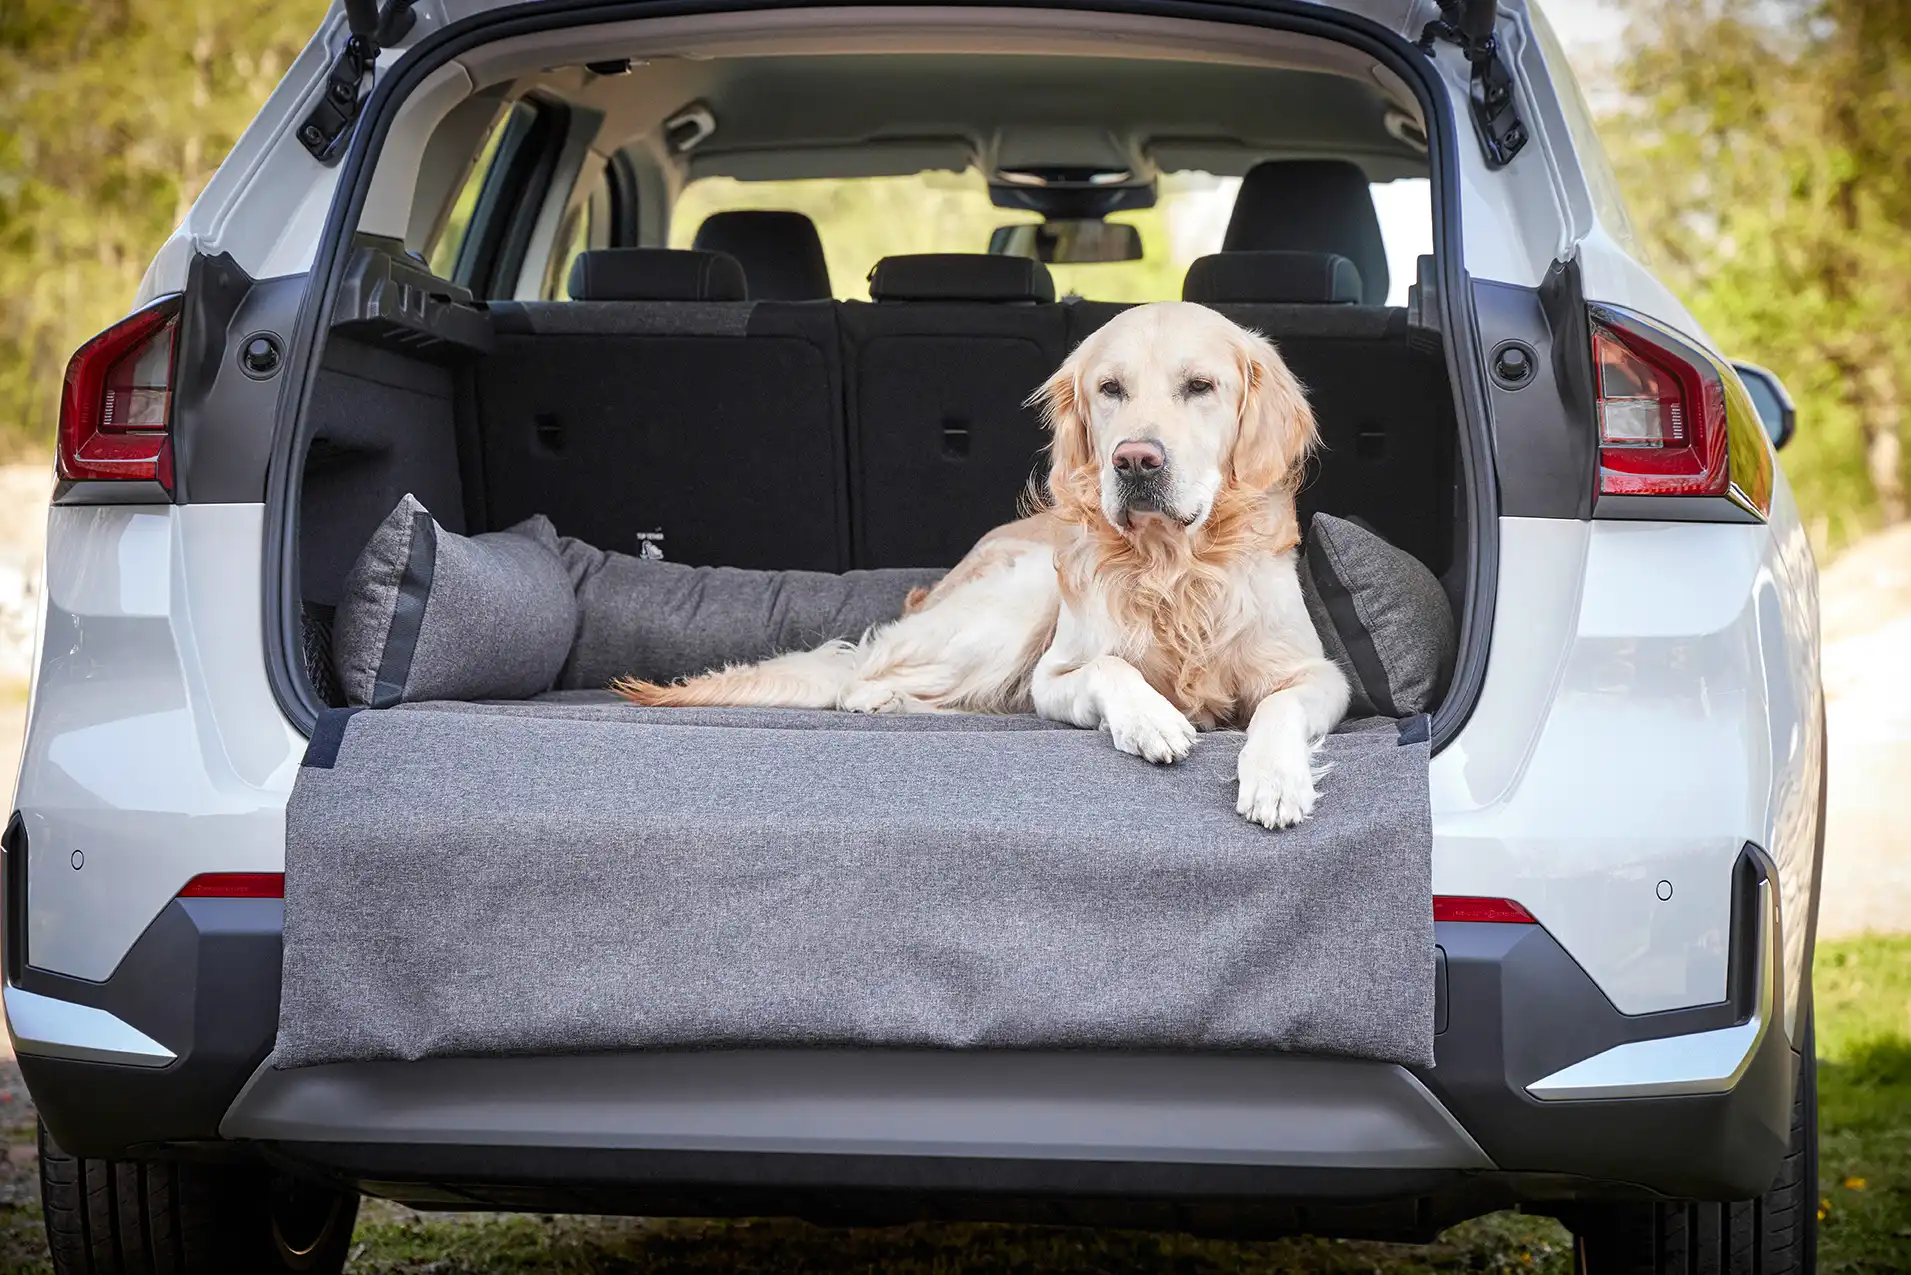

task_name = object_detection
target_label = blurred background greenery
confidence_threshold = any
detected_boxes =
[1,0,1906,557]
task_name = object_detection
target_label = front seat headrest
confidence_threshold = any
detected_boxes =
[1182,251,1364,305]
[866,254,1055,303]
[566,249,747,302]
[692,210,833,301]
[1223,160,1389,305]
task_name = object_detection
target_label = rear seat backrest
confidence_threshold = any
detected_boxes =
[842,254,1069,568]
[478,249,851,570]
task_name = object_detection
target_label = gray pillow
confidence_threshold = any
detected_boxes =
[333,495,577,707]
[557,537,942,691]
[1298,513,1455,719]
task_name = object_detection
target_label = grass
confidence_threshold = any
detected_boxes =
[340,1204,1573,1274]
[0,936,1904,1273]
[1813,934,1911,1272]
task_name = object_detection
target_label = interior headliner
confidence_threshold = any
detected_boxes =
[459,8,1430,184]
[590,54,1426,183]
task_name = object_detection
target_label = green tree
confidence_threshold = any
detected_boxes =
[1604,0,1911,552]
[0,0,327,460]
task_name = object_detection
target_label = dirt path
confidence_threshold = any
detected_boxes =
[1818,522,1911,937]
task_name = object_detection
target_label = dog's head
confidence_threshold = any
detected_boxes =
[1033,301,1317,536]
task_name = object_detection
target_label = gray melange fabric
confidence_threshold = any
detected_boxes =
[276,704,1435,1069]
[1302,514,1456,719]
[331,496,578,706]
[558,539,944,690]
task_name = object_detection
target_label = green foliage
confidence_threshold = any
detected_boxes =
[0,0,328,462]
[1604,0,1911,554]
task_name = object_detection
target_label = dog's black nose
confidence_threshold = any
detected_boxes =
[1112,439,1165,476]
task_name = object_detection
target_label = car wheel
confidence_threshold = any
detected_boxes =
[39,1122,359,1275]
[1569,1007,1817,1275]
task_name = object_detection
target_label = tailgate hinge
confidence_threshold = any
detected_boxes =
[1417,1,1527,169]
[297,0,418,164]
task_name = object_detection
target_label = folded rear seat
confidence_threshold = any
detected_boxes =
[476,248,852,570]
[840,254,1069,567]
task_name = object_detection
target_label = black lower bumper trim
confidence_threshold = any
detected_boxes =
[14,897,282,1159]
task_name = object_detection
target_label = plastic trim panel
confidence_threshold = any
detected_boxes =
[3,985,176,1068]
[1526,875,1778,1101]
[225,1050,1493,1171]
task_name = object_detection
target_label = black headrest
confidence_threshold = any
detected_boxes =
[1223,160,1389,305]
[867,254,1055,303]
[1182,252,1364,305]
[692,210,832,302]
[566,249,746,302]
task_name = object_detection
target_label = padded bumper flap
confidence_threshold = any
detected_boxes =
[277,703,1435,1069]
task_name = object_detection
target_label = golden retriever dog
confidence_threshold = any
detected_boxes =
[617,302,1350,827]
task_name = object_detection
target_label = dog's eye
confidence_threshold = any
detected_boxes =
[1098,379,1126,400]
[1184,377,1215,397]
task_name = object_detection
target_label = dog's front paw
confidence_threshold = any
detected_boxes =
[1236,748,1319,829]
[1104,690,1197,764]
[841,681,909,714]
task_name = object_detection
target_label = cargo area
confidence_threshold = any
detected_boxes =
[271,18,1476,1072]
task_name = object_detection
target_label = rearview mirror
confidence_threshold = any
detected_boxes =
[988,220,1143,265]
[1732,361,1796,450]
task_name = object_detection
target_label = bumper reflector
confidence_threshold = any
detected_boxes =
[1433,896,1535,924]
[177,872,284,899]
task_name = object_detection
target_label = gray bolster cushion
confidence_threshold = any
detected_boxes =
[332,495,577,706]
[558,537,944,690]
[1298,513,1456,719]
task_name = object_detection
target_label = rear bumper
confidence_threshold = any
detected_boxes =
[10,854,1794,1234]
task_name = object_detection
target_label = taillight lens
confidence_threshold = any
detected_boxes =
[57,295,182,490]
[1592,306,1772,516]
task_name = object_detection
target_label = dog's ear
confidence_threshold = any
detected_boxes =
[1230,327,1318,491]
[1028,348,1093,497]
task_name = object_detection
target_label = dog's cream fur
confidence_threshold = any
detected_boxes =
[616,302,1350,827]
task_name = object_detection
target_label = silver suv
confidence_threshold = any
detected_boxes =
[7,2,1822,1273]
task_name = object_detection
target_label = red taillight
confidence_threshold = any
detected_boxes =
[57,296,181,489]
[1433,895,1535,924]
[1590,306,1772,516]
[177,872,284,899]
[1594,314,1728,499]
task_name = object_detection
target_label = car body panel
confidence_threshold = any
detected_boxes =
[19,505,299,981]
[1433,513,1820,1024]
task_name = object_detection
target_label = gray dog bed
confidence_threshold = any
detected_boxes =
[280,497,1446,1073]
[275,700,1435,1070]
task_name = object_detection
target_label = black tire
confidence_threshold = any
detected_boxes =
[1570,1008,1818,1275]
[38,1122,359,1275]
